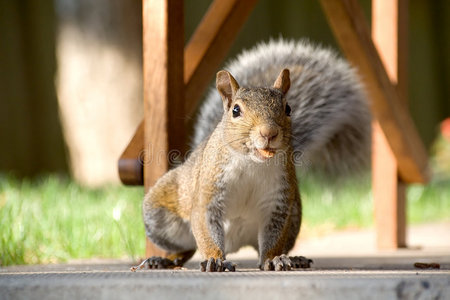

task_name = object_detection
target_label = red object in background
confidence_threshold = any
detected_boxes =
[441,118,450,141]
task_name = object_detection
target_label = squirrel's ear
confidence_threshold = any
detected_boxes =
[273,68,291,95]
[216,70,240,110]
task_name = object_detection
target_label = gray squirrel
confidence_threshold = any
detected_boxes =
[132,39,371,272]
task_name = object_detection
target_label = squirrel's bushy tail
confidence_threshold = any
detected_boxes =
[192,39,371,175]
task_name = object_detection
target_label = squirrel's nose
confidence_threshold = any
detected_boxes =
[259,126,279,142]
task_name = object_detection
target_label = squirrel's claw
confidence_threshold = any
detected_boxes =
[200,258,236,272]
[263,254,313,271]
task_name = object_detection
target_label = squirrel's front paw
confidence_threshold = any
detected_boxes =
[200,258,236,272]
[263,254,313,271]
[263,254,292,271]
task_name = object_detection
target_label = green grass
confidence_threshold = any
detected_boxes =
[0,174,145,266]
[300,174,374,232]
[407,179,450,223]
[300,174,450,235]
[1,172,449,266]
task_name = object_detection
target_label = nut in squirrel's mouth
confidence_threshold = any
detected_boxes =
[255,148,277,159]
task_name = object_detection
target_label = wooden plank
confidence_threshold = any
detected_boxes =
[142,0,185,257]
[119,0,258,185]
[397,0,409,105]
[372,0,407,249]
[143,0,185,187]
[319,0,429,184]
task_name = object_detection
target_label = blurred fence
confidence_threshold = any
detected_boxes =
[0,0,449,185]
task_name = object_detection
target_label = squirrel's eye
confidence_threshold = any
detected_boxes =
[232,104,241,118]
[285,103,291,117]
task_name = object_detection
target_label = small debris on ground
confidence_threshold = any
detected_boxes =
[414,262,440,269]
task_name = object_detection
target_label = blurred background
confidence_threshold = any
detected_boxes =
[0,0,449,266]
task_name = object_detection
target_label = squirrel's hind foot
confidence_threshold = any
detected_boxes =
[130,256,179,271]
[200,258,236,272]
[262,254,313,271]
[289,255,313,269]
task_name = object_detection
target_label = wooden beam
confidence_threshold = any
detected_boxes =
[142,0,185,257]
[319,0,429,184]
[118,121,144,185]
[372,0,407,249]
[118,0,258,185]
[184,0,259,116]
[373,123,407,248]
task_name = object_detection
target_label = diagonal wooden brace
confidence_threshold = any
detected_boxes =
[319,0,429,184]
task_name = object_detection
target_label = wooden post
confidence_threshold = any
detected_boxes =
[119,0,258,186]
[142,0,185,257]
[372,0,408,249]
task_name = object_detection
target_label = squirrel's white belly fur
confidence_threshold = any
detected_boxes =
[221,152,286,254]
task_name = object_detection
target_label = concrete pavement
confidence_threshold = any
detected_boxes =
[1,223,449,299]
[1,268,449,300]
